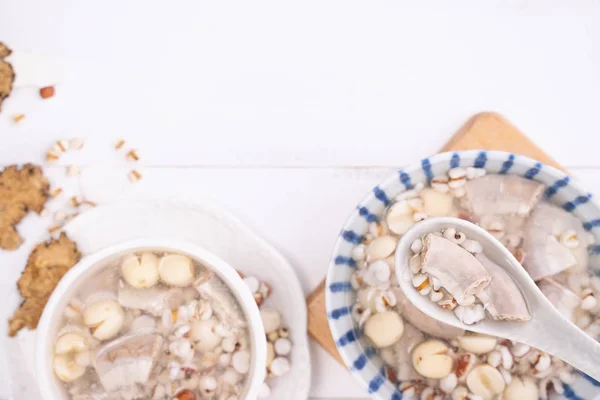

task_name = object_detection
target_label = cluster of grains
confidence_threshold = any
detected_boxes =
[47,138,142,183]
[114,139,143,183]
[242,273,293,397]
[43,137,148,238]
[397,336,575,400]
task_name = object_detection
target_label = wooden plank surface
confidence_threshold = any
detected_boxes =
[306,111,565,366]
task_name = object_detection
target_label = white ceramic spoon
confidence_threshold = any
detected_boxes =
[394,216,600,381]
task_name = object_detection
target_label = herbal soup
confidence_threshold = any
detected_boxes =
[351,169,599,400]
[52,251,251,400]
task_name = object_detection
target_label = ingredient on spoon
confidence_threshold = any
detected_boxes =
[408,228,531,325]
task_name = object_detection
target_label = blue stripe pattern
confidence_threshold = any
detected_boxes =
[499,154,515,174]
[334,256,356,267]
[341,230,362,244]
[589,245,600,255]
[579,371,600,387]
[350,347,376,371]
[545,176,571,198]
[368,373,386,394]
[450,153,460,168]
[583,219,600,231]
[524,162,542,179]
[474,151,487,168]
[328,306,351,320]
[398,170,413,189]
[421,158,433,181]
[373,186,391,206]
[357,206,378,223]
[336,329,358,347]
[564,193,592,212]
[329,282,352,292]
[564,384,585,400]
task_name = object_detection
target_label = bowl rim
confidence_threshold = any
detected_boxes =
[35,237,267,400]
[325,149,596,399]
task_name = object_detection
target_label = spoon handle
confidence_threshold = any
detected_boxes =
[528,307,600,382]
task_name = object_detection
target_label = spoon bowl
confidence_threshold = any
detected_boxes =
[395,216,600,381]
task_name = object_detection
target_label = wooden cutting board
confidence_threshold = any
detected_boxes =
[306,111,565,365]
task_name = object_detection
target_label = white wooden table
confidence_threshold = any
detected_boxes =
[1,1,600,399]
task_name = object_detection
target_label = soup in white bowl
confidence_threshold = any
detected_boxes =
[36,239,267,400]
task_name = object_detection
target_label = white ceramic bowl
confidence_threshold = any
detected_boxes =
[35,238,267,400]
[326,150,600,399]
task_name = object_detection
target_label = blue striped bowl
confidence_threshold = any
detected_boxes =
[326,150,600,400]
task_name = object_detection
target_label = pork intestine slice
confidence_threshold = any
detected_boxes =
[464,175,545,216]
[521,203,590,281]
[117,286,186,316]
[463,175,545,252]
[475,252,530,322]
[421,233,491,304]
[93,333,164,392]
[194,269,247,329]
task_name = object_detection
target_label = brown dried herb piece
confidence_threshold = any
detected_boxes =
[0,164,50,250]
[8,296,49,338]
[8,233,81,336]
[0,42,14,112]
[17,232,81,298]
[0,43,11,58]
